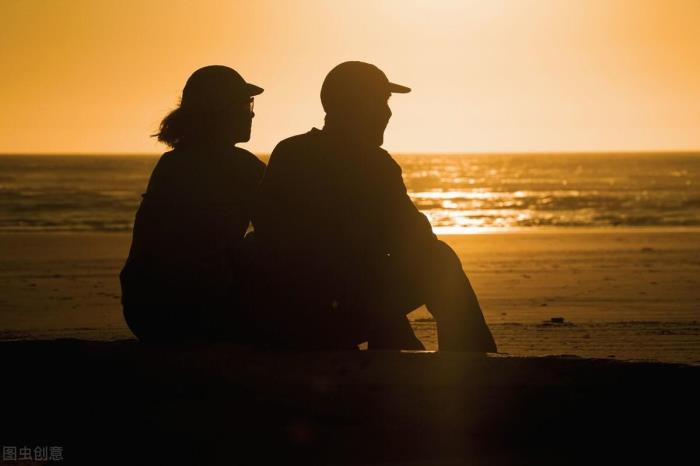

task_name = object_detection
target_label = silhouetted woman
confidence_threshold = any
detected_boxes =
[120,65,265,342]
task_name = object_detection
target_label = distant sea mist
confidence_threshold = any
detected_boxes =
[1,153,699,233]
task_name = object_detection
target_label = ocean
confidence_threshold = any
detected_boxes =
[1,152,699,233]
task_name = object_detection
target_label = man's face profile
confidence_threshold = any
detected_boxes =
[336,91,392,146]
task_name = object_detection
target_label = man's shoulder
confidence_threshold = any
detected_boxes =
[231,146,266,174]
[267,129,325,171]
[374,147,402,175]
[272,129,322,154]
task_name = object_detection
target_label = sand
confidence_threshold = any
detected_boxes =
[2,230,698,464]
[1,229,699,363]
[1,339,697,465]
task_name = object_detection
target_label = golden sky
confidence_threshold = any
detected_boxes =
[1,0,699,154]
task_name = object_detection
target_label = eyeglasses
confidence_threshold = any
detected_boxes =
[234,98,254,114]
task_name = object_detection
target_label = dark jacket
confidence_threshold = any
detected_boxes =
[121,144,265,335]
[253,128,436,312]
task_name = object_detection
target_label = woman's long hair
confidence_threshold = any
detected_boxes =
[154,103,234,149]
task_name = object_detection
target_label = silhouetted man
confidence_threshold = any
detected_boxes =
[253,61,496,352]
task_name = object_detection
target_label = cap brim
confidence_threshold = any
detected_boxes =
[388,82,411,93]
[246,83,264,96]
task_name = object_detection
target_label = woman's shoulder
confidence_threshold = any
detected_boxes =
[150,149,190,176]
[144,150,179,192]
[153,149,176,165]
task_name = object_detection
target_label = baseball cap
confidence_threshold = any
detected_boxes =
[321,61,410,111]
[181,65,263,109]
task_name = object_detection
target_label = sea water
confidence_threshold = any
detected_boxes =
[1,152,699,233]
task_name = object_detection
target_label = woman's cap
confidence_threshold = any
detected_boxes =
[321,61,410,111]
[181,65,263,109]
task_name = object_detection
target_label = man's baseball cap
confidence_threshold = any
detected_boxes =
[181,65,263,109]
[321,61,410,111]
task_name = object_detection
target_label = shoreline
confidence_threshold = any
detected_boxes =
[3,225,700,236]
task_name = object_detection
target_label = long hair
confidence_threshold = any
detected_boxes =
[154,103,234,148]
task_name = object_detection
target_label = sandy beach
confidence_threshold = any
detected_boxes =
[1,228,698,364]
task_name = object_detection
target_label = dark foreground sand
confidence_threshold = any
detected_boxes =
[1,339,697,465]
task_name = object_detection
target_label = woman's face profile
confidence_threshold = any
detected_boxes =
[230,98,254,143]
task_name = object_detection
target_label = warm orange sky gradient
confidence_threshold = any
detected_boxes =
[1,0,699,154]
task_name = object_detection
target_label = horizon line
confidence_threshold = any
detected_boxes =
[1,149,699,157]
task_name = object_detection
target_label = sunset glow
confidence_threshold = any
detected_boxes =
[1,0,699,154]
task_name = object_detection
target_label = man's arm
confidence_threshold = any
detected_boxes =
[252,139,315,251]
[251,142,290,244]
[379,154,438,256]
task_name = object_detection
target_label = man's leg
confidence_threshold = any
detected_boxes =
[419,240,497,352]
[325,239,495,352]
[372,240,496,352]
[366,313,425,350]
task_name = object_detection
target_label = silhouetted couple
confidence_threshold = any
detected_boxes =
[120,62,497,352]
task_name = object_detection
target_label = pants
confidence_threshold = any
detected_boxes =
[252,239,497,352]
